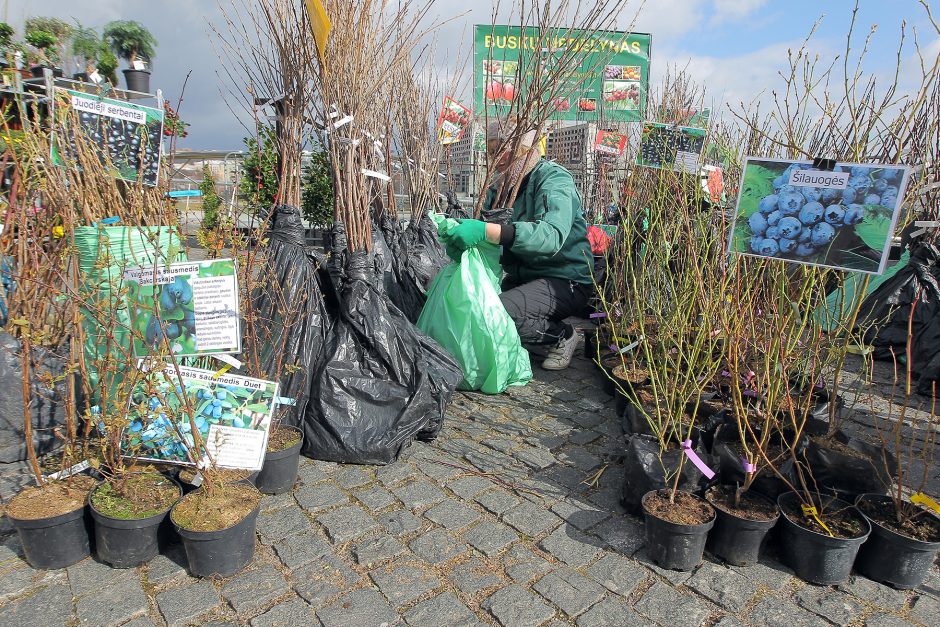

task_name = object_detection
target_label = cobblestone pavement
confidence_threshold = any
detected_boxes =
[0,353,938,626]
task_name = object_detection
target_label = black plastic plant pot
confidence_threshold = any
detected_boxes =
[123,69,151,93]
[854,494,940,589]
[255,427,304,495]
[777,492,870,585]
[706,488,779,566]
[172,494,260,578]
[7,505,91,570]
[72,72,89,82]
[642,490,716,571]
[88,480,182,569]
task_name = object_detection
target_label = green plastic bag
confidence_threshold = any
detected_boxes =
[74,226,185,404]
[416,213,532,394]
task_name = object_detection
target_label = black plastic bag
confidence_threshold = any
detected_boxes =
[859,241,940,395]
[304,252,461,464]
[444,190,471,220]
[404,213,448,290]
[621,434,714,514]
[378,214,427,324]
[251,205,332,428]
[804,430,897,501]
[712,423,802,500]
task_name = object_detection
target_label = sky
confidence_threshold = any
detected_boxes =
[4,0,937,151]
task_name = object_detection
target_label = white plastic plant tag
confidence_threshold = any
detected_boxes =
[190,472,204,487]
[212,354,243,369]
[89,70,103,83]
[132,59,146,70]
[333,115,354,129]
[362,169,391,182]
[44,459,90,482]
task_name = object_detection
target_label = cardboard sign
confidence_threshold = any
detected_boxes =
[728,158,911,274]
[52,88,164,186]
[124,363,278,470]
[125,259,241,357]
[437,97,473,145]
[594,130,627,156]
[636,122,707,173]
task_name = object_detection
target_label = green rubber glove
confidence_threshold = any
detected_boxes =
[445,218,487,251]
[444,240,463,263]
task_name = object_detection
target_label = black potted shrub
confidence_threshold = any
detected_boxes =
[705,485,778,566]
[103,20,157,93]
[642,488,716,571]
[255,424,304,494]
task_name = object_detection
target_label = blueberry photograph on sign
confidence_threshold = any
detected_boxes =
[729,158,911,274]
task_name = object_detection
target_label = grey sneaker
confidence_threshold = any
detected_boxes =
[542,330,580,370]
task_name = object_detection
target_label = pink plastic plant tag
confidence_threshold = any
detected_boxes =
[682,439,715,479]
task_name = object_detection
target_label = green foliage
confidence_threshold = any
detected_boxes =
[0,23,14,49]
[71,24,100,63]
[199,165,222,230]
[25,30,56,50]
[301,151,334,225]
[103,20,157,64]
[24,17,72,41]
[240,126,279,216]
[96,40,119,84]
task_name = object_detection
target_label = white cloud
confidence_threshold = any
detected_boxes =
[710,0,769,25]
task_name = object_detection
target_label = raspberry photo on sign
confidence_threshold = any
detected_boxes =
[728,157,911,274]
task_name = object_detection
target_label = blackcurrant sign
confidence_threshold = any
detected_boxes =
[52,88,164,187]
[729,157,912,274]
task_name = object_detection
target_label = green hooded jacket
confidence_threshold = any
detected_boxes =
[484,159,594,286]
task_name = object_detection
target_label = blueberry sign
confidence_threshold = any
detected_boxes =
[730,157,911,274]
[124,259,241,357]
[53,88,164,187]
[124,363,279,470]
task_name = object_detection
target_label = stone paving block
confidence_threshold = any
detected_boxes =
[502,545,553,584]
[569,411,604,429]
[747,596,824,627]
[249,596,318,627]
[221,565,291,617]
[352,486,398,512]
[917,563,940,599]
[448,557,502,595]
[274,529,332,570]
[257,505,311,544]
[576,597,653,627]
[122,617,158,627]
[0,566,36,601]
[585,554,647,597]
[839,575,910,611]
[550,500,610,531]
[291,555,359,608]
[538,525,605,567]
[568,430,602,446]
[446,476,496,500]
[556,446,601,471]
[634,582,711,627]
[424,498,481,530]
[464,449,514,473]
[865,614,916,627]
[67,557,140,597]
[0,584,74,627]
[482,584,556,627]
[297,463,328,485]
[294,483,349,513]
[464,520,518,556]
[794,584,865,624]
[352,534,406,566]
[474,489,520,516]
[910,595,940,626]
[76,576,148,625]
[260,491,297,514]
[503,500,563,537]
[317,505,379,543]
[687,561,760,612]
[633,547,694,585]
[589,516,646,557]
[316,588,399,627]
[712,617,746,627]
[526,434,568,450]
[378,509,424,536]
[482,437,516,453]
[157,581,221,627]
[415,457,466,482]
[376,462,415,487]
[729,557,793,589]
[371,562,441,607]
[409,528,467,564]
[333,466,373,489]
[533,567,606,617]
[403,591,480,627]
[145,543,190,585]
[586,487,627,514]
[513,446,558,470]
[393,480,447,510]
[534,464,587,493]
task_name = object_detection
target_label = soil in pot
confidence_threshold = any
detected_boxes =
[255,426,304,495]
[178,467,257,492]
[5,475,96,569]
[777,492,870,585]
[171,482,262,577]
[622,434,714,514]
[854,495,940,589]
[705,485,779,566]
[89,472,180,568]
[643,489,715,571]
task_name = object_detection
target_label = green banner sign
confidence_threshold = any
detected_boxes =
[474,25,651,122]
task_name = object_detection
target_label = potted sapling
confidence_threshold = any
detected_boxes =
[25,29,60,78]
[254,410,304,495]
[0,23,14,70]
[853,330,940,589]
[103,20,156,93]
[70,24,99,82]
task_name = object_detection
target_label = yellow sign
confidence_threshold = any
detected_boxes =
[801,504,834,537]
[305,0,331,65]
[911,492,940,515]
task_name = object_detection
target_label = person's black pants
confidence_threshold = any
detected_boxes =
[500,278,592,345]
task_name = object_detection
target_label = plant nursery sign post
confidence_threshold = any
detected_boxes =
[124,259,241,357]
[51,87,164,186]
[474,25,651,122]
[635,121,707,173]
[728,158,912,274]
[124,363,279,471]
